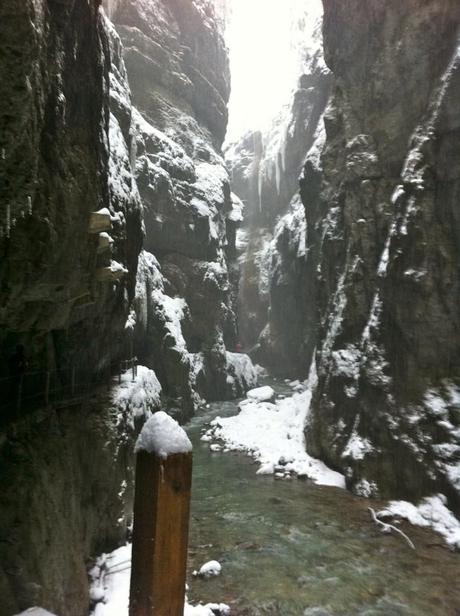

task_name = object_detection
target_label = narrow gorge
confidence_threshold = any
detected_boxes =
[0,1,459,615]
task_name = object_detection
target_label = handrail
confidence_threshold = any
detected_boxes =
[0,357,139,426]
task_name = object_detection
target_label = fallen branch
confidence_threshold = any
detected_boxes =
[368,507,415,550]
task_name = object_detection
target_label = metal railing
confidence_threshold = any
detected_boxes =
[0,357,138,427]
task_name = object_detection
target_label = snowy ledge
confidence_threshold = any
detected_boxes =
[135,411,192,458]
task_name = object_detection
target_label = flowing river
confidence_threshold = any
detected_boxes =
[185,380,460,616]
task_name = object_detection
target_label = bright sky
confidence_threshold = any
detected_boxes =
[225,0,322,144]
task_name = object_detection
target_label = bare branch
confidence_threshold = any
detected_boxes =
[368,507,416,550]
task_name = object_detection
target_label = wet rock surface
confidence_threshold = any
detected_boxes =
[108,0,249,412]
[0,2,253,614]
[0,391,138,616]
[0,0,143,382]
[302,0,460,508]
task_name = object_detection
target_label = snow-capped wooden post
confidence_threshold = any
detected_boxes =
[129,412,193,616]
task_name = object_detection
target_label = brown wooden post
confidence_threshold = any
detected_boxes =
[129,450,192,616]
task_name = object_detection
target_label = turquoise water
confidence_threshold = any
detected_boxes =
[185,383,460,616]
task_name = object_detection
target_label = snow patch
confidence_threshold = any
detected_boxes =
[378,495,460,550]
[135,411,192,458]
[331,345,360,379]
[354,479,378,498]
[89,545,228,616]
[14,610,56,616]
[108,113,137,207]
[110,259,128,275]
[204,365,345,488]
[342,429,374,461]
[112,366,162,421]
[193,560,222,578]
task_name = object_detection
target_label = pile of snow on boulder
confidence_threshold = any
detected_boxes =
[201,378,346,488]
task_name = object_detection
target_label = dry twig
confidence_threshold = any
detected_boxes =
[368,507,415,550]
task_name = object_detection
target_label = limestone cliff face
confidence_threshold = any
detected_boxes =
[0,2,253,615]
[0,3,142,615]
[108,0,253,412]
[0,0,143,384]
[302,0,460,508]
[108,0,229,149]
[227,16,332,375]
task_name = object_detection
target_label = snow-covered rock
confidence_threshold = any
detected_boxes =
[112,365,162,422]
[204,367,345,489]
[14,610,57,616]
[246,385,275,402]
[225,352,258,393]
[89,545,227,616]
[193,560,222,578]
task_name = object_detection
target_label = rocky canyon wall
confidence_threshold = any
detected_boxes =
[227,12,331,376]
[228,0,460,512]
[303,0,460,509]
[109,0,255,412]
[0,1,254,614]
[0,0,142,388]
[0,3,142,614]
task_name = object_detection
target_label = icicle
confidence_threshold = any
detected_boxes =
[281,133,287,173]
[27,195,32,216]
[129,134,137,172]
[275,155,281,194]
[257,166,263,212]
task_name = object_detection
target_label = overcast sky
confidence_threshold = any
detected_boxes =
[224,0,322,144]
